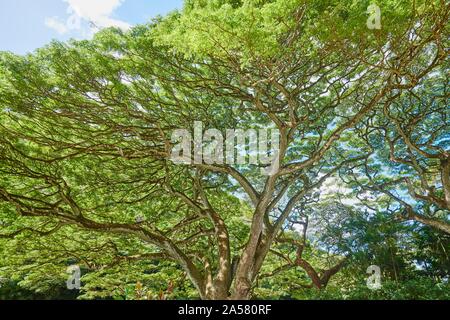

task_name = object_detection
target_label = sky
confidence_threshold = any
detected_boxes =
[0,0,183,55]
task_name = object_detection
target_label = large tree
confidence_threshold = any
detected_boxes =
[0,0,448,299]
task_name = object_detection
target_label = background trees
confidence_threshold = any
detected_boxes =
[0,0,449,300]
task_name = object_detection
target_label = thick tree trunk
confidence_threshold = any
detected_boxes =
[229,277,252,300]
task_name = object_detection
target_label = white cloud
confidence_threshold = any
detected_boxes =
[45,0,130,36]
[45,17,69,35]
[65,0,130,29]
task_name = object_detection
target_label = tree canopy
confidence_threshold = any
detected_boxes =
[0,0,449,300]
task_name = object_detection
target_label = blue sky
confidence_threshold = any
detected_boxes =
[0,0,183,55]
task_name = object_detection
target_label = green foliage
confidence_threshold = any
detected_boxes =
[0,0,448,300]
[302,277,450,300]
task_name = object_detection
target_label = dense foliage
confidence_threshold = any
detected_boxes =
[0,0,449,300]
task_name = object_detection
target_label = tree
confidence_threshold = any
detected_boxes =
[0,0,448,300]
[345,68,450,233]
